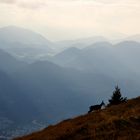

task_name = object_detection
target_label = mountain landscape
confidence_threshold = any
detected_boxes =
[52,41,140,77]
[1,0,140,139]
[0,26,140,139]
[51,47,82,66]
[0,26,53,63]
[0,48,26,74]
[0,26,51,45]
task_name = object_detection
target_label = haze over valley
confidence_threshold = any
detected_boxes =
[0,25,140,139]
[0,0,140,139]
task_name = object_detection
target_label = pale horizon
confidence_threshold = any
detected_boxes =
[0,0,140,41]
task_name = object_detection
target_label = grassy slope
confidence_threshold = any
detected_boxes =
[14,97,140,140]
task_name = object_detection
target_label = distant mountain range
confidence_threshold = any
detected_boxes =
[0,26,51,45]
[0,26,140,138]
[52,41,140,78]
[0,48,26,73]
[51,47,81,66]
[13,60,115,123]
[0,26,140,61]
[0,48,115,138]
[0,26,53,62]
[50,40,140,99]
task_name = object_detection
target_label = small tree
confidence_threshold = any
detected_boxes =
[108,86,127,106]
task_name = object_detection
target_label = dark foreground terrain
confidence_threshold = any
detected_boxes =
[14,96,140,140]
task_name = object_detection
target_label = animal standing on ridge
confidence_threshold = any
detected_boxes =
[88,101,105,113]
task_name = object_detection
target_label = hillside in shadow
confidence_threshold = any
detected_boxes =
[15,96,140,140]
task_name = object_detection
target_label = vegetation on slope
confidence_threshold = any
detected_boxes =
[14,96,140,140]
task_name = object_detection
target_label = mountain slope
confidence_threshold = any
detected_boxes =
[51,47,81,66]
[15,96,140,140]
[0,48,26,73]
[58,42,128,77]
[0,26,53,62]
[0,69,48,139]
[55,41,140,79]
[0,26,51,45]
[0,69,40,123]
[13,60,115,123]
[52,36,108,53]
[55,36,108,48]
[114,41,140,74]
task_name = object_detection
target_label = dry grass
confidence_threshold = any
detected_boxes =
[14,96,140,140]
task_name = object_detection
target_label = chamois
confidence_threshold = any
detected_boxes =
[88,101,105,113]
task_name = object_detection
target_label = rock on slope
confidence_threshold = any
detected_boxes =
[14,96,140,140]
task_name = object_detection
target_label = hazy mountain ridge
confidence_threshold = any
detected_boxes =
[0,46,115,139]
[52,41,140,78]
[0,26,53,62]
[51,47,81,66]
[0,26,51,45]
[0,26,140,139]
[0,48,26,73]
[0,26,140,62]
[12,60,115,123]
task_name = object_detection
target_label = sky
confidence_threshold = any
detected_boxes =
[0,0,140,41]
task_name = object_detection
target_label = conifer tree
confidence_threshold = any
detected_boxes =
[108,86,127,106]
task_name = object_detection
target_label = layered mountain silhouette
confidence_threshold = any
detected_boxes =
[51,47,81,66]
[13,60,115,123]
[0,48,26,73]
[0,26,53,62]
[0,26,140,138]
[52,41,140,79]
[0,26,51,45]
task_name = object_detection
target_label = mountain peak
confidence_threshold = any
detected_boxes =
[0,25,51,45]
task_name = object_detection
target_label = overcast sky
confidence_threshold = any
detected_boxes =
[0,0,140,41]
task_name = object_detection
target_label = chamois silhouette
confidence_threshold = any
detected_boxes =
[88,101,105,113]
